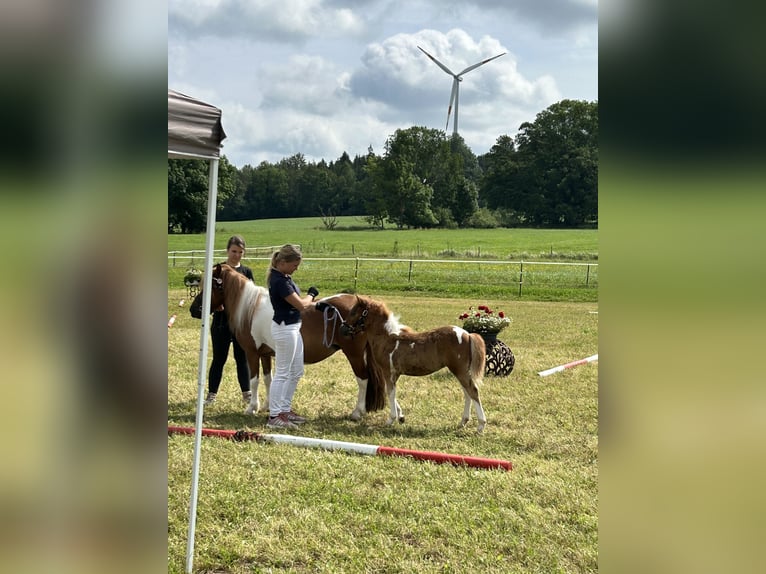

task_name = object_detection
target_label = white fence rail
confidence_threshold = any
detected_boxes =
[169,251,598,297]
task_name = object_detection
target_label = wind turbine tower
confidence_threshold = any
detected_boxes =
[417,45,506,137]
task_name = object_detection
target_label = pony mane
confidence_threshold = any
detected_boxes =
[362,296,407,335]
[221,265,267,337]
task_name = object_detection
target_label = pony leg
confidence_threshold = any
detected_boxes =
[460,388,472,428]
[350,377,367,421]
[474,399,487,434]
[261,371,272,412]
[244,376,260,415]
[461,388,487,433]
[386,384,404,425]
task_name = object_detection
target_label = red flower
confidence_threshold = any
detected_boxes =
[498,311,505,318]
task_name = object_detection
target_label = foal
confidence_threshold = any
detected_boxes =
[344,296,488,433]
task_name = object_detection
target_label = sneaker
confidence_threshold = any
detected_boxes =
[204,392,217,406]
[283,411,306,424]
[242,391,252,404]
[266,413,297,429]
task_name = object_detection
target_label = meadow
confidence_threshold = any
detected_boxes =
[167,216,598,261]
[168,218,599,302]
[168,290,598,572]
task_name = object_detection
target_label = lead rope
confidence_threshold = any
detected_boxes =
[322,305,341,348]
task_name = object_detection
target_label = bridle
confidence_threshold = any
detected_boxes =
[339,305,368,337]
[316,300,368,341]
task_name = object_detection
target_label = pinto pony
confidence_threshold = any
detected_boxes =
[343,295,489,432]
[190,264,386,419]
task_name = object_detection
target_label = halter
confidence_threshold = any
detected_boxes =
[316,301,364,342]
[340,305,368,337]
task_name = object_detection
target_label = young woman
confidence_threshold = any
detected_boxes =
[204,235,255,406]
[265,244,318,428]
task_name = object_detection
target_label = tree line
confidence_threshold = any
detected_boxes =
[168,99,597,233]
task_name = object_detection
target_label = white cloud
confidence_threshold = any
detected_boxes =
[168,0,597,167]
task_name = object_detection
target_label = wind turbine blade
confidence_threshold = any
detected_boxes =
[446,78,458,132]
[417,45,456,77]
[457,52,506,76]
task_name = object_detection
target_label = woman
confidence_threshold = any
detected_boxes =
[204,235,255,406]
[265,244,318,429]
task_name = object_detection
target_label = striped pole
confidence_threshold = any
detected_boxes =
[168,426,512,471]
[538,354,598,377]
[168,314,177,328]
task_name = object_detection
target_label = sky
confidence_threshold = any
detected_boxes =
[168,0,598,168]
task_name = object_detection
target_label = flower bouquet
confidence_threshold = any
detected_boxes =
[183,268,202,286]
[458,305,511,334]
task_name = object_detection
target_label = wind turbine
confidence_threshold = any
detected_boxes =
[417,45,506,136]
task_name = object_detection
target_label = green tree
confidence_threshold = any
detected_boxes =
[514,99,598,226]
[480,100,597,227]
[168,156,237,233]
[375,126,477,228]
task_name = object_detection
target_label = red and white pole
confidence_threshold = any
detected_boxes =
[168,426,512,471]
[538,353,598,377]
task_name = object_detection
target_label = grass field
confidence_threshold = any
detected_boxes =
[168,291,598,573]
[167,217,598,261]
[168,219,599,302]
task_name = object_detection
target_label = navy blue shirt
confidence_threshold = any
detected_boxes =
[269,269,302,325]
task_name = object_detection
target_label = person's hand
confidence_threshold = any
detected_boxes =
[307,286,319,300]
[315,301,329,312]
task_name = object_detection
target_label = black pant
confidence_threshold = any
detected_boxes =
[208,313,250,394]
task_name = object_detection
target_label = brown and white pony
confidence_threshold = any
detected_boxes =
[190,264,386,419]
[343,295,489,432]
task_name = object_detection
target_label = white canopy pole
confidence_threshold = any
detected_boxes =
[185,158,220,574]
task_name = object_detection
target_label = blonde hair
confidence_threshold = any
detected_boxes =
[266,244,302,283]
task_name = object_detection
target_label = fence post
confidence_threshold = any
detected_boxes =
[354,258,359,290]
[172,251,176,267]
[586,264,591,287]
[408,260,413,283]
[518,261,523,298]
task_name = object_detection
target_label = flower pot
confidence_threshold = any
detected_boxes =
[479,332,498,346]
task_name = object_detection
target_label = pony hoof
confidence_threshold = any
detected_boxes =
[350,410,363,421]
[477,422,486,434]
[459,418,469,428]
[398,416,405,424]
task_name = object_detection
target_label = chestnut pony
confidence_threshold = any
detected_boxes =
[190,264,385,419]
[342,295,488,432]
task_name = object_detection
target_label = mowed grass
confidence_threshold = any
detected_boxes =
[168,219,599,302]
[167,217,598,261]
[168,292,598,573]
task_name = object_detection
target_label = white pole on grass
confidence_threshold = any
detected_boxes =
[538,354,598,377]
[185,158,219,574]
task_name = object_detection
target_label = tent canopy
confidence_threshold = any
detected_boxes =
[168,88,226,573]
[168,89,226,160]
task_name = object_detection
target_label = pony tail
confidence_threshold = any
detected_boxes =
[364,342,387,412]
[469,333,486,385]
